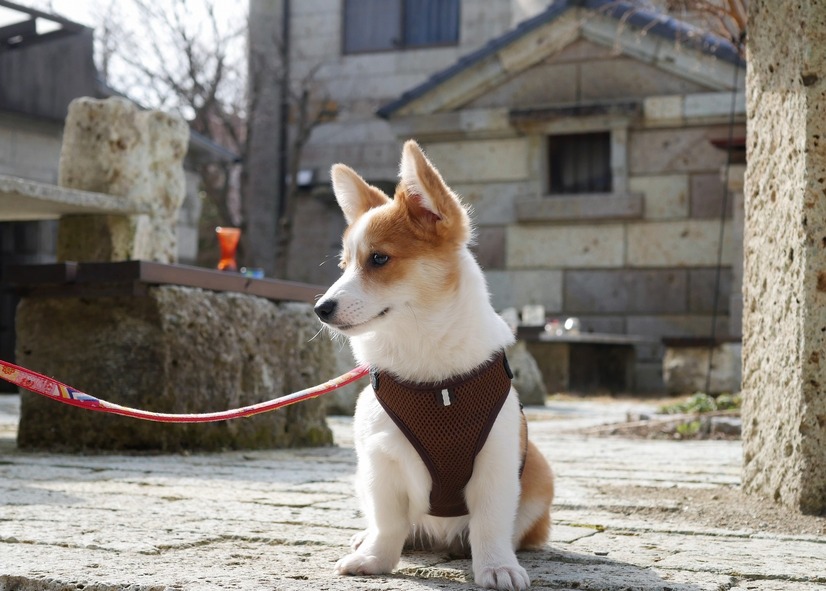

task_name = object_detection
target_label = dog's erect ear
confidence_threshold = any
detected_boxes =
[331,164,390,225]
[398,140,469,240]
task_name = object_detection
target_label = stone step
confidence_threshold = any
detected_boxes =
[0,173,149,221]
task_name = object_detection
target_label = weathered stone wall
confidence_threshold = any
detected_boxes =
[286,10,745,393]
[471,117,739,391]
[741,0,826,514]
[291,0,544,181]
[15,286,334,451]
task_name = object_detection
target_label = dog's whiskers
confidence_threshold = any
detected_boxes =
[307,326,326,342]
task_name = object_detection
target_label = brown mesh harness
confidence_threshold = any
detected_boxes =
[370,351,520,517]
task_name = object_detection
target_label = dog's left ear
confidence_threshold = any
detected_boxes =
[398,140,470,242]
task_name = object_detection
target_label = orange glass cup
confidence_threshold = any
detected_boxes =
[215,226,241,271]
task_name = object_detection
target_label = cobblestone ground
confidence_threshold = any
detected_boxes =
[0,393,823,591]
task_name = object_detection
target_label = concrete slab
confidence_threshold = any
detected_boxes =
[0,174,150,221]
[1,396,823,590]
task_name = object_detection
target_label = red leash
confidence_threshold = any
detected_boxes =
[0,358,369,423]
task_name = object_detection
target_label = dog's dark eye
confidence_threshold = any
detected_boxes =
[371,253,390,267]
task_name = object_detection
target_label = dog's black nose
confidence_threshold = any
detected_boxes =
[315,299,337,322]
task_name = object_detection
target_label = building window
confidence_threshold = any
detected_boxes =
[343,0,460,54]
[547,132,612,195]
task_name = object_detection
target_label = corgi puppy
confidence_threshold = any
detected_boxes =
[315,140,554,590]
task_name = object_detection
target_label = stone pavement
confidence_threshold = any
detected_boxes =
[0,393,823,591]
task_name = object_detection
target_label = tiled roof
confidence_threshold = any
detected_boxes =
[377,0,744,118]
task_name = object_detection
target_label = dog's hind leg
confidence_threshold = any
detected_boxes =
[515,439,554,549]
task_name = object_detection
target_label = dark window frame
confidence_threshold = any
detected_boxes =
[547,132,613,195]
[342,0,460,55]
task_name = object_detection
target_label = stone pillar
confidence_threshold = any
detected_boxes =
[742,0,826,514]
[56,97,189,263]
[244,0,285,275]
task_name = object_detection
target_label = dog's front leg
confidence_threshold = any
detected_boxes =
[465,404,530,590]
[337,454,409,576]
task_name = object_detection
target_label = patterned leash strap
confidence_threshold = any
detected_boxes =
[0,358,369,423]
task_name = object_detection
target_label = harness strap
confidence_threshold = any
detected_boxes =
[372,352,519,517]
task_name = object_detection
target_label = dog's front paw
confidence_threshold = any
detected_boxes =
[349,530,368,550]
[336,552,388,576]
[475,564,531,591]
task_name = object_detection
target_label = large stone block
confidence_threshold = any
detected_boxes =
[628,174,689,220]
[626,220,734,267]
[688,268,732,314]
[15,287,334,451]
[684,91,746,119]
[628,125,736,175]
[507,224,625,269]
[627,314,727,339]
[663,343,742,394]
[424,139,530,183]
[485,269,563,312]
[473,226,506,270]
[580,58,706,102]
[690,172,730,219]
[452,180,534,226]
[564,269,688,314]
[515,194,643,223]
[57,97,189,263]
[643,95,683,124]
[467,63,577,109]
[742,0,826,515]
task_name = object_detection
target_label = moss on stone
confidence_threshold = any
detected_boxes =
[16,286,334,452]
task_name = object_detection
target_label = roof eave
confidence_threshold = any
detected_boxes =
[377,0,744,120]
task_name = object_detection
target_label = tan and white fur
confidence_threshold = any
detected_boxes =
[315,140,554,590]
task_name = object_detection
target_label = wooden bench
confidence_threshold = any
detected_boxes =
[4,260,323,303]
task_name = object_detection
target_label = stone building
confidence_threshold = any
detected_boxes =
[287,0,746,391]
